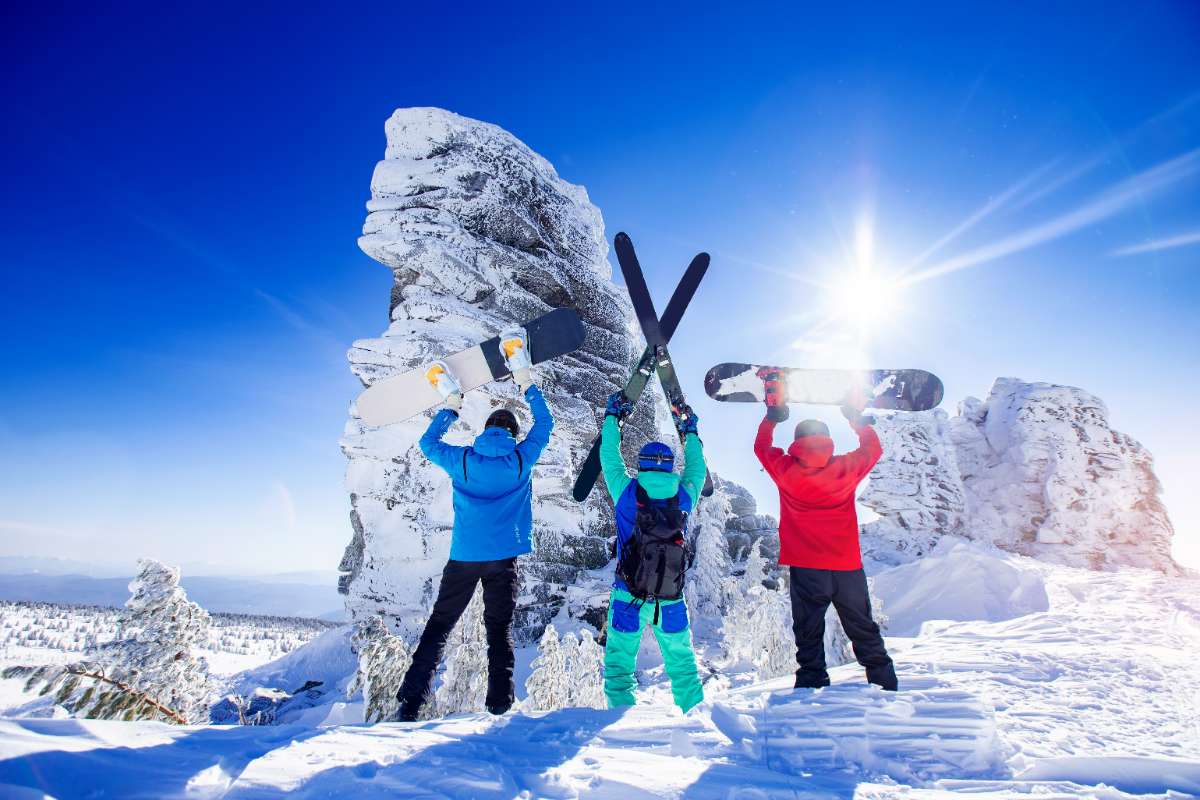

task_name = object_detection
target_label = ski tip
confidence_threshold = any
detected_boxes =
[615,231,631,244]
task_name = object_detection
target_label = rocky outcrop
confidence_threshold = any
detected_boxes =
[714,475,779,563]
[339,108,760,641]
[862,378,1179,575]
[859,409,968,566]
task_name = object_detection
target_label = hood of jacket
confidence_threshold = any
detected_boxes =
[635,468,682,499]
[472,427,517,457]
[787,435,835,468]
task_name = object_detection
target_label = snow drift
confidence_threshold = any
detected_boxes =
[871,542,1049,636]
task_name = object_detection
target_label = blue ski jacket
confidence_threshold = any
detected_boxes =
[419,385,554,561]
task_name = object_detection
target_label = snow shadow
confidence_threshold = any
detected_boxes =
[0,720,324,799]
[247,707,631,798]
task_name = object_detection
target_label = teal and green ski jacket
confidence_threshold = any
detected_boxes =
[599,415,706,591]
[419,385,553,561]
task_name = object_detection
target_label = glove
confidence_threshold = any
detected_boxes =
[605,391,633,421]
[426,360,463,412]
[673,402,699,436]
[841,387,868,427]
[766,404,789,423]
[512,367,533,393]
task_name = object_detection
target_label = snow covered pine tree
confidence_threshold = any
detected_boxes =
[525,624,570,711]
[350,616,413,724]
[3,558,214,724]
[433,587,488,716]
[721,540,794,681]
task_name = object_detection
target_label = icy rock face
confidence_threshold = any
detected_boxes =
[714,475,779,562]
[859,409,969,566]
[338,108,759,641]
[862,378,1179,575]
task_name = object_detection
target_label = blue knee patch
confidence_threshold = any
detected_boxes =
[611,599,641,634]
[660,601,689,633]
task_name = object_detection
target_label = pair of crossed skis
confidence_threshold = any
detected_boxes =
[572,232,714,502]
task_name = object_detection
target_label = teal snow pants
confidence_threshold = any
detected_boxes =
[603,588,703,713]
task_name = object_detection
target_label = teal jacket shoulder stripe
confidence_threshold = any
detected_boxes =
[419,384,554,561]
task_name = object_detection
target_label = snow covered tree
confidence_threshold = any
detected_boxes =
[433,586,487,715]
[688,489,734,617]
[350,615,413,724]
[3,559,214,724]
[722,540,795,681]
[525,623,570,711]
[567,628,607,709]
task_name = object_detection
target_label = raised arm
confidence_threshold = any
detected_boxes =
[754,416,787,479]
[419,408,468,479]
[679,432,706,503]
[516,384,554,464]
[599,391,634,500]
[671,403,707,503]
[841,421,882,478]
[599,415,632,501]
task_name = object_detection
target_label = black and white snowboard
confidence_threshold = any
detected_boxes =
[356,308,586,427]
[704,363,944,411]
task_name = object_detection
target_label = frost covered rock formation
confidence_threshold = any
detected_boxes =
[339,108,757,641]
[862,378,1179,575]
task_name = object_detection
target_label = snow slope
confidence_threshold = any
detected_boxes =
[3,546,1197,799]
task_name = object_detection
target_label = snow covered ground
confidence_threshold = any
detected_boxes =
[1,546,1197,799]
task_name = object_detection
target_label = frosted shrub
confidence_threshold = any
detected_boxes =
[3,559,213,724]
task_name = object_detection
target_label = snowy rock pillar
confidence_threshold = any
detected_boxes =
[339,108,646,641]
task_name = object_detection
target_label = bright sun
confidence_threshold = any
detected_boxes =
[823,212,905,337]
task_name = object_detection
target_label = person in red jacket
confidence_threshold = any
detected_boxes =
[753,369,898,691]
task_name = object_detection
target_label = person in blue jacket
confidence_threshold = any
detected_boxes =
[397,331,553,720]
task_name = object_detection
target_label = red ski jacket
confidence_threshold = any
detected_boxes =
[754,417,882,570]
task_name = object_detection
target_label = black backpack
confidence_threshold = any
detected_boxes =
[617,484,690,601]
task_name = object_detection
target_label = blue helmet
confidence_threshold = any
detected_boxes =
[638,441,675,472]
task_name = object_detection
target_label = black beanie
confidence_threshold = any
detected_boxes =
[485,409,519,437]
[794,419,830,439]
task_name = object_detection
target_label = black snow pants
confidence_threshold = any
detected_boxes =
[397,557,519,716]
[789,566,897,691]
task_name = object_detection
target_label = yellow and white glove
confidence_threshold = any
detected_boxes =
[425,360,463,411]
[499,326,534,392]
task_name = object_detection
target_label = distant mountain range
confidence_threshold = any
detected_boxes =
[0,558,346,621]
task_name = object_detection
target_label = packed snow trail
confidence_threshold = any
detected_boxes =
[2,550,1198,798]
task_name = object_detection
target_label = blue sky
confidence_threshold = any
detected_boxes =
[1,3,1198,573]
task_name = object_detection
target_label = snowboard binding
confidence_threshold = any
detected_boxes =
[425,360,463,410]
[499,326,533,390]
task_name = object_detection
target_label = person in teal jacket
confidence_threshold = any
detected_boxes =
[600,391,706,713]
[397,351,553,721]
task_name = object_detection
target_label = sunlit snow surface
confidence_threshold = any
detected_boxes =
[2,547,1198,799]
